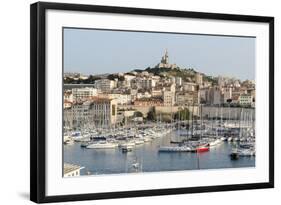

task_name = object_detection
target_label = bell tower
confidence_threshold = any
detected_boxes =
[161,49,169,65]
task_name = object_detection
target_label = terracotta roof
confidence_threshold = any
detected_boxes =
[135,97,163,102]
[64,100,72,104]
[89,96,113,102]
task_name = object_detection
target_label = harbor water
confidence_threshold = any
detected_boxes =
[64,130,255,175]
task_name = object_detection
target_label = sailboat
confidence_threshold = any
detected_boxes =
[160,103,192,152]
[196,104,209,152]
[230,108,252,159]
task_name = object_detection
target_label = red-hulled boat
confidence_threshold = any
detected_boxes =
[196,145,209,152]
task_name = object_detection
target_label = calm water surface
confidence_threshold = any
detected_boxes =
[64,131,255,175]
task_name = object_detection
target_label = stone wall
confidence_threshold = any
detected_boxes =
[201,106,255,120]
[118,105,199,117]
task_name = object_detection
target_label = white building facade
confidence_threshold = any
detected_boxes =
[95,79,115,92]
[72,87,97,101]
[163,90,175,106]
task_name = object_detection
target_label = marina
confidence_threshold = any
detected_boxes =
[64,127,255,175]
[64,110,256,175]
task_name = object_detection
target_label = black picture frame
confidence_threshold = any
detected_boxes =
[30,2,274,203]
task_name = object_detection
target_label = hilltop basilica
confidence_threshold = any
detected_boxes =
[156,49,177,69]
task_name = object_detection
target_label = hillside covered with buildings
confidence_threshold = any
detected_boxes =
[64,50,255,129]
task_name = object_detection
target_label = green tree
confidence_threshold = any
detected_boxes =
[84,75,100,83]
[107,74,117,81]
[226,99,232,103]
[134,111,143,118]
[147,107,156,121]
[174,108,190,120]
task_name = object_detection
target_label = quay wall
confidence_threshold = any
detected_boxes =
[201,106,255,120]
[118,105,199,117]
[119,105,254,120]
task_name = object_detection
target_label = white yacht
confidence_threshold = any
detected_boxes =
[64,139,74,145]
[209,138,222,147]
[86,141,117,149]
[159,146,191,152]
[134,139,145,145]
[63,133,70,143]
[143,136,152,142]
[120,141,135,148]
[220,136,227,141]
[239,148,255,157]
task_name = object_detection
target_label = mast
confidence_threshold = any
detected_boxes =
[191,103,194,137]
[215,106,218,138]
[177,108,180,136]
[220,105,223,134]
[197,104,202,170]
[185,106,188,141]
[170,100,173,137]
[200,104,202,140]
[187,104,190,139]
[239,108,243,139]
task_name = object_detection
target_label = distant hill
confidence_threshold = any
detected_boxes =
[64,65,218,85]
[143,66,217,84]
[153,67,194,81]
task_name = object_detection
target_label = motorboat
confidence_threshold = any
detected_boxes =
[230,148,255,160]
[134,139,145,145]
[143,137,152,142]
[86,141,118,149]
[209,138,222,147]
[196,146,209,152]
[220,136,227,141]
[64,139,74,145]
[121,143,135,152]
[227,137,233,142]
[159,146,191,152]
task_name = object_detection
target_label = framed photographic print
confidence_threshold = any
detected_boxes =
[30,2,274,203]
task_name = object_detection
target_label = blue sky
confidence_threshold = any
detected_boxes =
[64,28,255,80]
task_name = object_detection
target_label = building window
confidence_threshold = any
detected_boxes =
[112,105,116,116]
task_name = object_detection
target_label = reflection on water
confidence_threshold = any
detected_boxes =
[64,131,255,176]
